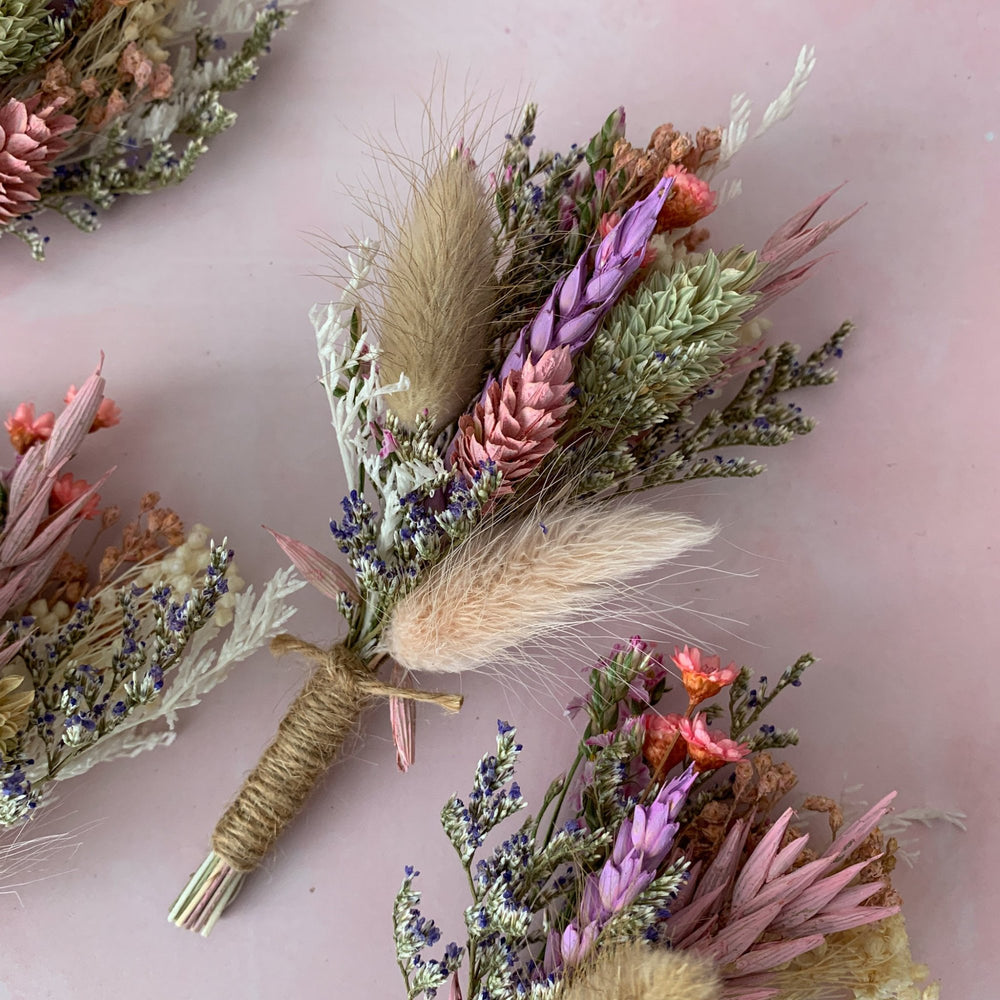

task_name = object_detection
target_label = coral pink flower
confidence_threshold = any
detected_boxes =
[677,714,749,772]
[671,645,739,706]
[0,96,76,222]
[642,712,687,775]
[5,402,55,454]
[49,473,101,520]
[654,164,717,232]
[64,386,121,431]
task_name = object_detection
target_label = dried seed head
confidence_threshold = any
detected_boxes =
[377,154,498,431]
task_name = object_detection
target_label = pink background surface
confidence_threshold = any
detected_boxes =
[2,2,997,997]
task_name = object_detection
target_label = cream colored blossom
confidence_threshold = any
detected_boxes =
[779,914,938,1000]
[0,675,34,751]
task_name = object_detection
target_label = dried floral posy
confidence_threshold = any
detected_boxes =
[0,361,303,877]
[172,48,861,933]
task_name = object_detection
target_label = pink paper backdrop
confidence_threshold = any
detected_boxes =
[2,2,997,997]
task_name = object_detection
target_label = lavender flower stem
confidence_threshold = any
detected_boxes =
[496,176,673,383]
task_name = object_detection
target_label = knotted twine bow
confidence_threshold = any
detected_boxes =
[212,635,463,872]
[170,637,461,933]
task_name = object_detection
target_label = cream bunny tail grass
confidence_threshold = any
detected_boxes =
[558,943,722,1000]
[377,153,498,432]
[381,505,716,675]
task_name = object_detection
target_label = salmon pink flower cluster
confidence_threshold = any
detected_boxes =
[4,402,54,454]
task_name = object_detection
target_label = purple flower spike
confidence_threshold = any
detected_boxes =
[495,176,673,383]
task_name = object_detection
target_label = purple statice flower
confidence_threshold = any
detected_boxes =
[496,176,672,383]
[546,765,697,974]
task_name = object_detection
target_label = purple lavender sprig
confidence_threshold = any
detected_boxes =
[545,764,696,972]
[496,176,673,382]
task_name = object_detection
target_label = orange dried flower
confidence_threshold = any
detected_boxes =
[642,712,687,775]
[671,645,739,706]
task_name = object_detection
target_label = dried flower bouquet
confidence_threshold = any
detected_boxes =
[0,360,303,883]
[0,0,294,259]
[394,639,939,1000]
[172,47,860,934]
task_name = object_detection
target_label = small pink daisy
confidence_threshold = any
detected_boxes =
[49,473,101,520]
[677,714,750,772]
[64,385,121,431]
[671,645,740,706]
[5,402,55,454]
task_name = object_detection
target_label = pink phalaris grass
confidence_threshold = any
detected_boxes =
[265,526,359,603]
[452,346,574,493]
[0,362,113,619]
[664,793,901,1000]
[5,403,55,455]
[654,165,717,232]
[0,96,76,223]
[497,176,673,381]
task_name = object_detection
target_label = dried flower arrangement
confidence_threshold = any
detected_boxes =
[393,640,940,1000]
[0,0,294,259]
[0,360,303,882]
[171,47,861,934]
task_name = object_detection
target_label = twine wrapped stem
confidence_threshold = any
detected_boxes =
[170,636,462,934]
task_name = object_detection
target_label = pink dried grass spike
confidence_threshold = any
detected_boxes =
[389,663,416,772]
[265,527,359,602]
[745,186,863,319]
[666,791,900,994]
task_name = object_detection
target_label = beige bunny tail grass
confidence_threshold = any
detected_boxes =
[381,505,716,675]
[377,153,498,432]
[558,943,722,1000]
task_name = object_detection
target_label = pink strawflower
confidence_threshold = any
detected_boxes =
[678,713,749,772]
[452,346,574,493]
[672,644,740,706]
[49,473,100,520]
[655,164,717,232]
[64,386,121,431]
[5,403,55,454]
[642,712,687,775]
[0,96,76,222]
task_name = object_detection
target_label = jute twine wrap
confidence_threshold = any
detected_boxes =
[210,636,462,873]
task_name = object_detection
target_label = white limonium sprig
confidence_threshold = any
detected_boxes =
[314,239,409,497]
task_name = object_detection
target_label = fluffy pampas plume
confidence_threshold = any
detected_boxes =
[377,152,498,431]
[558,942,721,1000]
[381,505,716,674]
